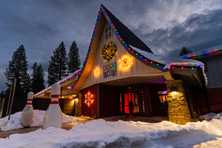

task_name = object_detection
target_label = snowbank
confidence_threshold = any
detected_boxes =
[194,137,222,148]
[0,110,75,131]
[1,113,222,147]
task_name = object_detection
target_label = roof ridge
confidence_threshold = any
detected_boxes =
[101,5,153,53]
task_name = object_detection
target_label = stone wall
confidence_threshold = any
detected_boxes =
[167,80,191,124]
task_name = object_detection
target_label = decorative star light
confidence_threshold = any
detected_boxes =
[101,41,117,61]
[84,91,95,107]
[118,54,134,72]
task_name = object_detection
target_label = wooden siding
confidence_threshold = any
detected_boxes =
[204,55,222,88]
[81,22,162,89]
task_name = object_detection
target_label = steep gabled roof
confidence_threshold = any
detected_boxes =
[34,5,207,96]
[100,5,166,70]
[101,5,153,53]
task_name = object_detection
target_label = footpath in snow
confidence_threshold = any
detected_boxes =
[1,112,222,147]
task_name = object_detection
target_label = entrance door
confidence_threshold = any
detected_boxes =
[119,87,145,114]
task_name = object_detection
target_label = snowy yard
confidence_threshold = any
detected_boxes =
[1,112,222,147]
[0,110,90,131]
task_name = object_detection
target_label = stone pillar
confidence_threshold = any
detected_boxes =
[166,80,191,124]
[21,92,34,127]
[43,83,62,128]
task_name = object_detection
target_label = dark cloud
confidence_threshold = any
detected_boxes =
[0,0,222,90]
[139,9,222,56]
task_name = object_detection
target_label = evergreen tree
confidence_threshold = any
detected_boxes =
[48,42,67,85]
[179,47,190,56]
[4,45,31,114]
[0,91,6,117]
[31,63,45,93]
[68,41,81,73]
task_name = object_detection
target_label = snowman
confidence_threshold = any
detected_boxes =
[21,92,34,128]
[43,83,62,128]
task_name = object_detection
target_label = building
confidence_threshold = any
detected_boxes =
[181,46,222,112]
[34,5,209,124]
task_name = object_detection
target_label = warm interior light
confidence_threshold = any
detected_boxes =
[74,98,79,103]
[170,91,179,97]
[67,86,72,90]
[93,66,102,78]
[168,91,183,101]
[118,54,134,72]
[69,99,75,106]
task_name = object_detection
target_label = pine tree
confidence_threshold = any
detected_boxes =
[0,91,6,117]
[179,47,190,56]
[4,45,31,114]
[31,63,45,93]
[68,41,81,73]
[48,42,68,85]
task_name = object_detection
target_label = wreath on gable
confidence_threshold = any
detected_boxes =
[101,42,117,61]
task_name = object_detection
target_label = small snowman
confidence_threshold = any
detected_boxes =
[21,92,34,128]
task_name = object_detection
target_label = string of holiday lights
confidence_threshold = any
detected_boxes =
[35,5,209,98]
[181,48,222,59]
[101,6,166,71]
[75,5,206,86]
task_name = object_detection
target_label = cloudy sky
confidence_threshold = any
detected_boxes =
[0,0,222,90]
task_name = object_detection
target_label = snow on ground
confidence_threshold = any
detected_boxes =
[1,113,222,147]
[0,110,79,131]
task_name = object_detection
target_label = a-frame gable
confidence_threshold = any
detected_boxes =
[74,5,166,91]
[101,5,153,53]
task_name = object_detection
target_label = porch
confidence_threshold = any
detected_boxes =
[81,76,169,118]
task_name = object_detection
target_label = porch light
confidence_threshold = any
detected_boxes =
[170,91,179,97]
[74,98,79,103]
[118,54,134,72]
[69,99,75,106]
[158,91,168,103]
[67,86,72,90]
[168,91,183,101]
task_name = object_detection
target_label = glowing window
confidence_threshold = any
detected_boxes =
[93,66,102,78]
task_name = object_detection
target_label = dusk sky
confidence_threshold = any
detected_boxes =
[0,0,222,90]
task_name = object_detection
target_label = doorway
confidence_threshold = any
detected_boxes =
[119,86,145,115]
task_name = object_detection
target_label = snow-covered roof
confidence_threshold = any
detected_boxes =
[34,69,81,98]
[181,45,222,59]
[131,45,204,70]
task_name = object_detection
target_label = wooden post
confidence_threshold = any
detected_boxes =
[166,80,191,124]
